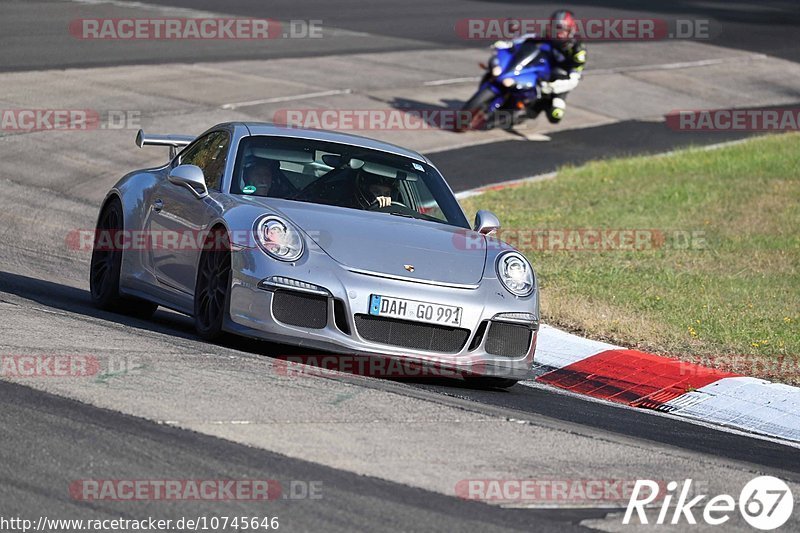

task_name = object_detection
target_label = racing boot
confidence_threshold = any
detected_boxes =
[547,97,566,124]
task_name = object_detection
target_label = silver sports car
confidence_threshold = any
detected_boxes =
[90,123,539,387]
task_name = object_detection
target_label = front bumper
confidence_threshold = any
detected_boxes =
[226,246,538,380]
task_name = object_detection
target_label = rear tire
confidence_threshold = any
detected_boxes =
[89,198,157,319]
[194,228,232,341]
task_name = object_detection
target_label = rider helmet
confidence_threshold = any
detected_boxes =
[546,10,579,48]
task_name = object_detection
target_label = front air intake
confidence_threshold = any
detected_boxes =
[354,314,470,353]
[272,290,328,329]
[485,322,533,357]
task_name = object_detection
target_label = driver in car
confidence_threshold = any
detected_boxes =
[355,171,396,209]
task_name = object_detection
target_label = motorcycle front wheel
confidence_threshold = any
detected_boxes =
[458,88,498,131]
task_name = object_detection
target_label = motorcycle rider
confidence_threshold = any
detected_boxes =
[491,10,586,124]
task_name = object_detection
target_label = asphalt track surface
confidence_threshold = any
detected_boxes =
[2,0,799,71]
[4,0,796,188]
[141,0,800,62]
[2,269,799,530]
[1,271,797,476]
[2,1,800,531]
[0,380,599,532]
[432,118,759,191]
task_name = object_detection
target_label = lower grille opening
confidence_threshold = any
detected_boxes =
[485,322,533,357]
[354,314,470,353]
[272,290,328,329]
[333,299,351,335]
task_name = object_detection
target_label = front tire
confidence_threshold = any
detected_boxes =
[89,198,157,319]
[194,228,231,341]
[459,88,497,131]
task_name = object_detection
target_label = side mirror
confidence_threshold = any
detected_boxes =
[474,210,501,235]
[168,165,208,198]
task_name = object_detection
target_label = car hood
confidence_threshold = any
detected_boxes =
[267,199,486,286]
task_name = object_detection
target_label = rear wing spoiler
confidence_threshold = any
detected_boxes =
[135,129,195,159]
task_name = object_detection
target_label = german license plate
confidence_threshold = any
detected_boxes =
[369,295,462,327]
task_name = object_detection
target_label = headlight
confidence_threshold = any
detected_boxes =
[491,65,502,77]
[501,77,515,88]
[496,252,534,297]
[254,216,304,262]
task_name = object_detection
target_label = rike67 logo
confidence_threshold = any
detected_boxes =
[624,476,794,530]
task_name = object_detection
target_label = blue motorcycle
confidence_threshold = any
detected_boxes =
[460,40,554,131]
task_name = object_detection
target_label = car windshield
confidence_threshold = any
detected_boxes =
[230,135,470,228]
